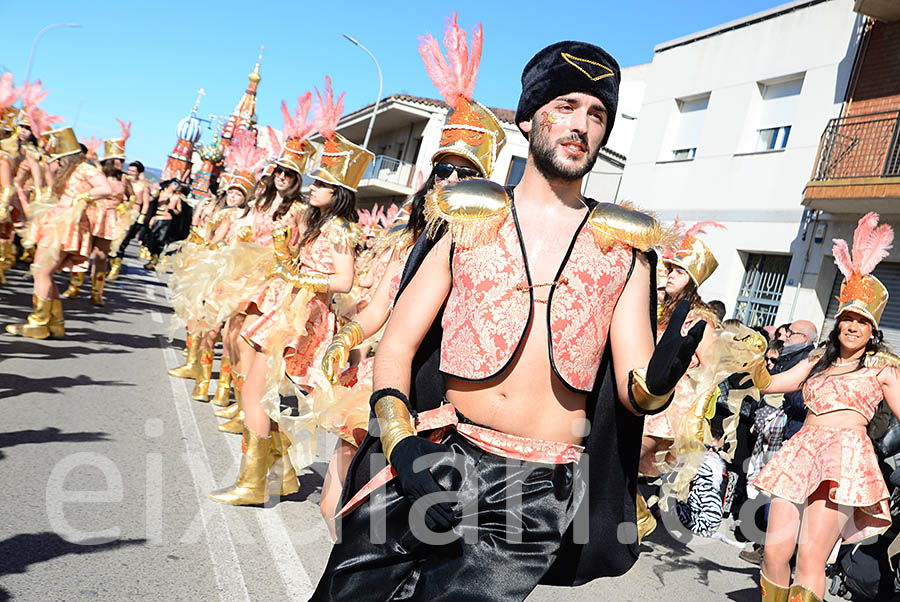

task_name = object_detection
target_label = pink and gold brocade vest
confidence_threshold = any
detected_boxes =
[440,208,634,393]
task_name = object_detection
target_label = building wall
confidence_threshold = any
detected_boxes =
[847,19,900,116]
[617,0,861,318]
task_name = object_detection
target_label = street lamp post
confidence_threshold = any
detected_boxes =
[25,23,82,83]
[343,34,383,151]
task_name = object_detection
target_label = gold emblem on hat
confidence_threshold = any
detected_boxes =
[560,52,615,81]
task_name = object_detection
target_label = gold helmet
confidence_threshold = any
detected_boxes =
[420,15,505,178]
[41,127,82,161]
[832,212,893,327]
[309,77,374,192]
[662,221,724,287]
[102,119,131,161]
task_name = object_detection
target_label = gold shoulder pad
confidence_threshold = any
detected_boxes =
[866,350,900,370]
[323,216,360,249]
[423,178,510,248]
[588,202,666,252]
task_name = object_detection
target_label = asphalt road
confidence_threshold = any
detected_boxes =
[1,248,773,601]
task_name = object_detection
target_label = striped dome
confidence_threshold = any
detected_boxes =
[177,115,202,143]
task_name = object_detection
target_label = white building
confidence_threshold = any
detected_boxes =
[616,0,865,328]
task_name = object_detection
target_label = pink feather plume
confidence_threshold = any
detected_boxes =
[849,212,893,276]
[266,126,282,158]
[313,76,345,141]
[382,204,400,227]
[27,107,63,136]
[0,73,22,109]
[21,80,49,110]
[80,136,103,157]
[418,13,483,107]
[684,221,726,239]
[280,92,316,142]
[832,239,854,280]
[225,129,267,175]
[116,119,131,142]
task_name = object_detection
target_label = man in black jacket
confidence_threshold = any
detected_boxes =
[773,320,817,441]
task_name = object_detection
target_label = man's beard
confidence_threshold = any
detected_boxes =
[529,124,599,181]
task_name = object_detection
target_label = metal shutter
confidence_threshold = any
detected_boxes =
[823,261,900,351]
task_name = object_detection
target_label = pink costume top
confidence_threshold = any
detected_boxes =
[32,162,99,269]
[803,368,883,421]
[87,180,125,240]
[440,202,633,394]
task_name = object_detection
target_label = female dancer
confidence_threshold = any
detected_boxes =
[209,78,371,506]
[316,15,507,533]
[754,213,899,602]
[637,222,723,537]
[6,127,112,338]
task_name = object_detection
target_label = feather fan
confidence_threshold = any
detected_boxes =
[418,13,483,107]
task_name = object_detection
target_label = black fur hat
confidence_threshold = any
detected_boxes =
[515,41,621,145]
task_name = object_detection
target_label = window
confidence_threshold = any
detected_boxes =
[732,253,791,327]
[506,156,526,186]
[755,76,803,152]
[671,94,709,160]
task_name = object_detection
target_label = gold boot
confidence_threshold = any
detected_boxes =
[785,584,821,602]
[61,272,86,299]
[217,374,244,432]
[143,254,158,270]
[760,571,789,602]
[6,295,52,339]
[90,272,106,307]
[191,349,214,402]
[271,431,299,496]
[169,334,202,379]
[636,492,657,542]
[107,257,123,280]
[212,357,233,407]
[0,240,13,285]
[48,299,65,337]
[19,246,35,263]
[139,245,151,260]
[208,428,275,506]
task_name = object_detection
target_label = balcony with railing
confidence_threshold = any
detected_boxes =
[357,154,415,199]
[804,111,900,213]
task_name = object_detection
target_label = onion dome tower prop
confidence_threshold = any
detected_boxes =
[220,47,263,151]
[162,90,204,183]
[193,117,226,199]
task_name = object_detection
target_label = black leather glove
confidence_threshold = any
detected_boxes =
[389,436,458,532]
[646,300,706,395]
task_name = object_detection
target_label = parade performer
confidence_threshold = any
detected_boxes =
[753,213,899,602]
[143,179,181,270]
[637,222,722,536]
[108,160,150,279]
[209,79,373,506]
[310,40,705,601]
[83,121,132,305]
[6,126,112,338]
[316,14,505,534]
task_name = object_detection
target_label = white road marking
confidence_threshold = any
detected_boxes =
[151,311,163,324]
[144,284,155,300]
[160,341,251,602]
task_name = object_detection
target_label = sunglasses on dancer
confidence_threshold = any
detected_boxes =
[433,162,480,180]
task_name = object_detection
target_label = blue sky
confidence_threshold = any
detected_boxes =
[2,0,789,168]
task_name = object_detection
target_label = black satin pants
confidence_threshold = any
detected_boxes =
[310,430,583,602]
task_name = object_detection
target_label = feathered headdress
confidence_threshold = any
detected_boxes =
[19,79,61,135]
[418,14,504,178]
[418,13,482,109]
[223,129,267,196]
[662,220,725,287]
[313,77,345,142]
[21,80,50,110]
[273,91,318,175]
[382,203,401,228]
[27,107,63,136]
[832,212,893,326]
[357,207,386,236]
[266,126,282,160]
[80,136,103,159]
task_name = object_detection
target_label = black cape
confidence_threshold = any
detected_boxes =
[338,200,658,586]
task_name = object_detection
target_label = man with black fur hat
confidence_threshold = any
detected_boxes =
[311,40,705,601]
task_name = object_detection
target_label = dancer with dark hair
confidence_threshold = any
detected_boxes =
[108,159,150,279]
[753,213,899,602]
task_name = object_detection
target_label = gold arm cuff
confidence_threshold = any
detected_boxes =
[374,395,416,462]
[137,214,146,224]
[338,320,365,349]
[269,260,330,293]
[630,368,674,413]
